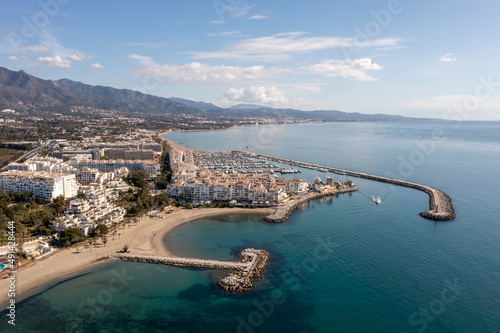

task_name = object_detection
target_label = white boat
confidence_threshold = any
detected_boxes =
[371,195,381,204]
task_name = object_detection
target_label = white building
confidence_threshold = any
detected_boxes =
[61,174,79,198]
[166,176,288,204]
[68,159,160,177]
[276,177,310,195]
[0,170,78,200]
[51,185,126,235]
[75,167,115,184]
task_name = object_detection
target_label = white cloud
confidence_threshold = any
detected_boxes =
[67,53,88,61]
[209,20,225,24]
[301,58,383,81]
[248,15,268,20]
[219,86,299,107]
[90,63,105,69]
[192,32,403,61]
[36,55,72,68]
[6,56,19,61]
[129,55,287,83]
[438,53,457,62]
[36,51,89,68]
[129,54,157,67]
[18,45,49,53]
[32,30,90,68]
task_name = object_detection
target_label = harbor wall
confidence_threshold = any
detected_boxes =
[234,151,455,221]
[107,248,269,292]
[264,187,358,223]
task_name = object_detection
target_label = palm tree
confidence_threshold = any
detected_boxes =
[112,231,117,241]
[118,232,121,240]
[102,235,108,247]
[88,238,94,252]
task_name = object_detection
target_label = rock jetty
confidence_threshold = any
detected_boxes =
[107,248,269,292]
[265,187,358,223]
[235,151,456,221]
[218,248,270,292]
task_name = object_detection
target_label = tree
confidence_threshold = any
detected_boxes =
[52,196,68,215]
[59,228,83,245]
[16,238,26,264]
[102,235,108,247]
[95,224,109,236]
[88,238,95,252]
[127,170,149,188]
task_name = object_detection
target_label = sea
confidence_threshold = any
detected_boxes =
[1,121,499,333]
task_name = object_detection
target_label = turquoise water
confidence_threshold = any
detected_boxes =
[1,121,499,332]
[0,264,4,270]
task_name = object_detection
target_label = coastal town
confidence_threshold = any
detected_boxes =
[0,131,358,283]
[0,122,457,299]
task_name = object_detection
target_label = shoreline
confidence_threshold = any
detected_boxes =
[1,124,456,306]
[0,207,272,308]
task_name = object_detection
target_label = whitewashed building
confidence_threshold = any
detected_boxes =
[0,171,77,199]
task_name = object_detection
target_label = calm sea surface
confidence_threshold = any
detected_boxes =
[2,121,500,332]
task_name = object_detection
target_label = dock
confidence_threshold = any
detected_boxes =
[234,151,455,221]
[106,248,269,292]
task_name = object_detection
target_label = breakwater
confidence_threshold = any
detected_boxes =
[107,248,269,292]
[265,187,358,223]
[234,151,455,221]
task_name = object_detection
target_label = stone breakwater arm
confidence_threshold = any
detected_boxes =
[264,187,358,223]
[234,151,455,221]
[107,248,270,292]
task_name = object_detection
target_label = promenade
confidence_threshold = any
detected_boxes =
[235,151,456,221]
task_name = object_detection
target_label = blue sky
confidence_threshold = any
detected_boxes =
[1,0,500,120]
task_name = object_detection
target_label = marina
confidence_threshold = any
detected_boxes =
[234,151,456,221]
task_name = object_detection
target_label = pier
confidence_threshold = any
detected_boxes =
[107,248,269,292]
[234,151,456,221]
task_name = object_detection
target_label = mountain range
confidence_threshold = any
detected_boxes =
[0,66,417,122]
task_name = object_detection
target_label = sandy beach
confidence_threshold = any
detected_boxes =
[0,207,272,307]
[159,131,204,153]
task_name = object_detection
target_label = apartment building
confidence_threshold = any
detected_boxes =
[51,185,126,235]
[107,148,155,160]
[0,170,78,199]
[68,159,160,177]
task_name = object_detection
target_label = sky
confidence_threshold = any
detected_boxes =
[1,0,500,120]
